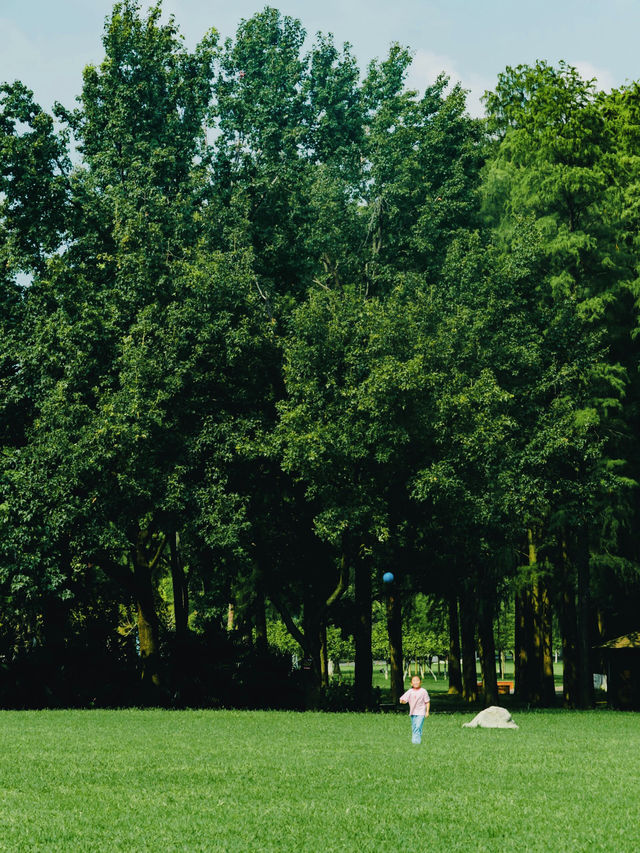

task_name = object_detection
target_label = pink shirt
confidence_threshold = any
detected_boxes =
[400,687,430,716]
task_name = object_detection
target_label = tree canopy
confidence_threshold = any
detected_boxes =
[2,2,640,711]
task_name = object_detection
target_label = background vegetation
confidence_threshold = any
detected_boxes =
[2,1,640,710]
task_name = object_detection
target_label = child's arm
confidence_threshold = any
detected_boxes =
[425,700,430,717]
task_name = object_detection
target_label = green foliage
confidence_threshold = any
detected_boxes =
[403,594,449,658]
[2,2,640,708]
[0,82,70,274]
[483,66,636,532]
[266,619,302,657]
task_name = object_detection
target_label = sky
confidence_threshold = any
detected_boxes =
[0,0,638,118]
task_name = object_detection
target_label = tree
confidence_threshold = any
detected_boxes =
[483,62,633,706]
[0,2,269,699]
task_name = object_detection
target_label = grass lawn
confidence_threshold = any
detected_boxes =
[1,707,639,852]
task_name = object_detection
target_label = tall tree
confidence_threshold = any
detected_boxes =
[483,61,633,706]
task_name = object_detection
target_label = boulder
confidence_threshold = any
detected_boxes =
[462,705,518,729]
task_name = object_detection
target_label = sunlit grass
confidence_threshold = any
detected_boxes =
[0,708,638,851]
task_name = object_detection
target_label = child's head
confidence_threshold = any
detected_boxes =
[411,676,421,690]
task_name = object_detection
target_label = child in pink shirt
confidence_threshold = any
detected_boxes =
[399,675,430,744]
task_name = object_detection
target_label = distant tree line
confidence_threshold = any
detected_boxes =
[2,1,639,709]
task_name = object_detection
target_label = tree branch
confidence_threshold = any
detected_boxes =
[148,535,168,571]
[91,550,136,596]
[326,553,350,608]
[269,590,307,651]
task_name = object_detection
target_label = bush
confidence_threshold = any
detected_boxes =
[0,627,304,710]
[166,629,304,710]
[312,683,380,712]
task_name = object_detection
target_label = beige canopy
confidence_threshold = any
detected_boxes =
[599,632,640,650]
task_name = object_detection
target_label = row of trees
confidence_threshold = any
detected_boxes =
[2,2,639,709]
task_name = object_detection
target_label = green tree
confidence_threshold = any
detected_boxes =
[0,2,267,700]
[482,62,634,706]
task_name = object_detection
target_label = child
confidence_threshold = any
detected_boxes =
[399,675,430,744]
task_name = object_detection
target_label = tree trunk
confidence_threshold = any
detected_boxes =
[477,594,498,707]
[515,588,531,702]
[559,534,579,706]
[319,620,329,689]
[302,596,322,686]
[270,583,330,701]
[134,527,163,695]
[516,528,554,706]
[270,552,349,703]
[354,551,373,709]
[540,578,556,705]
[447,594,463,695]
[169,531,188,639]
[576,538,593,709]
[529,579,546,705]
[322,551,350,689]
[136,598,160,687]
[385,585,404,703]
[561,587,579,707]
[527,529,544,705]
[254,580,268,654]
[459,586,478,703]
[592,608,607,679]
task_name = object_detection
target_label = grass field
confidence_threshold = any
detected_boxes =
[1,707,639,852]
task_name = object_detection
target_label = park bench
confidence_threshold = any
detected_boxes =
[477,680,514,695]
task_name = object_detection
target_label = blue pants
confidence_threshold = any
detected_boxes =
[410,715,425,744]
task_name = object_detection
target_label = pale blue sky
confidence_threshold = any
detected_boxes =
[0,0,637,117]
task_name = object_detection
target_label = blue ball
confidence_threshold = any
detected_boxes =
[382,572,394,583]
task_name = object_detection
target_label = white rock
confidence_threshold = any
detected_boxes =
[462,705,518,729]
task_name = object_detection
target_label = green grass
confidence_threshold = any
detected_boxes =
[1,707,639,851]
